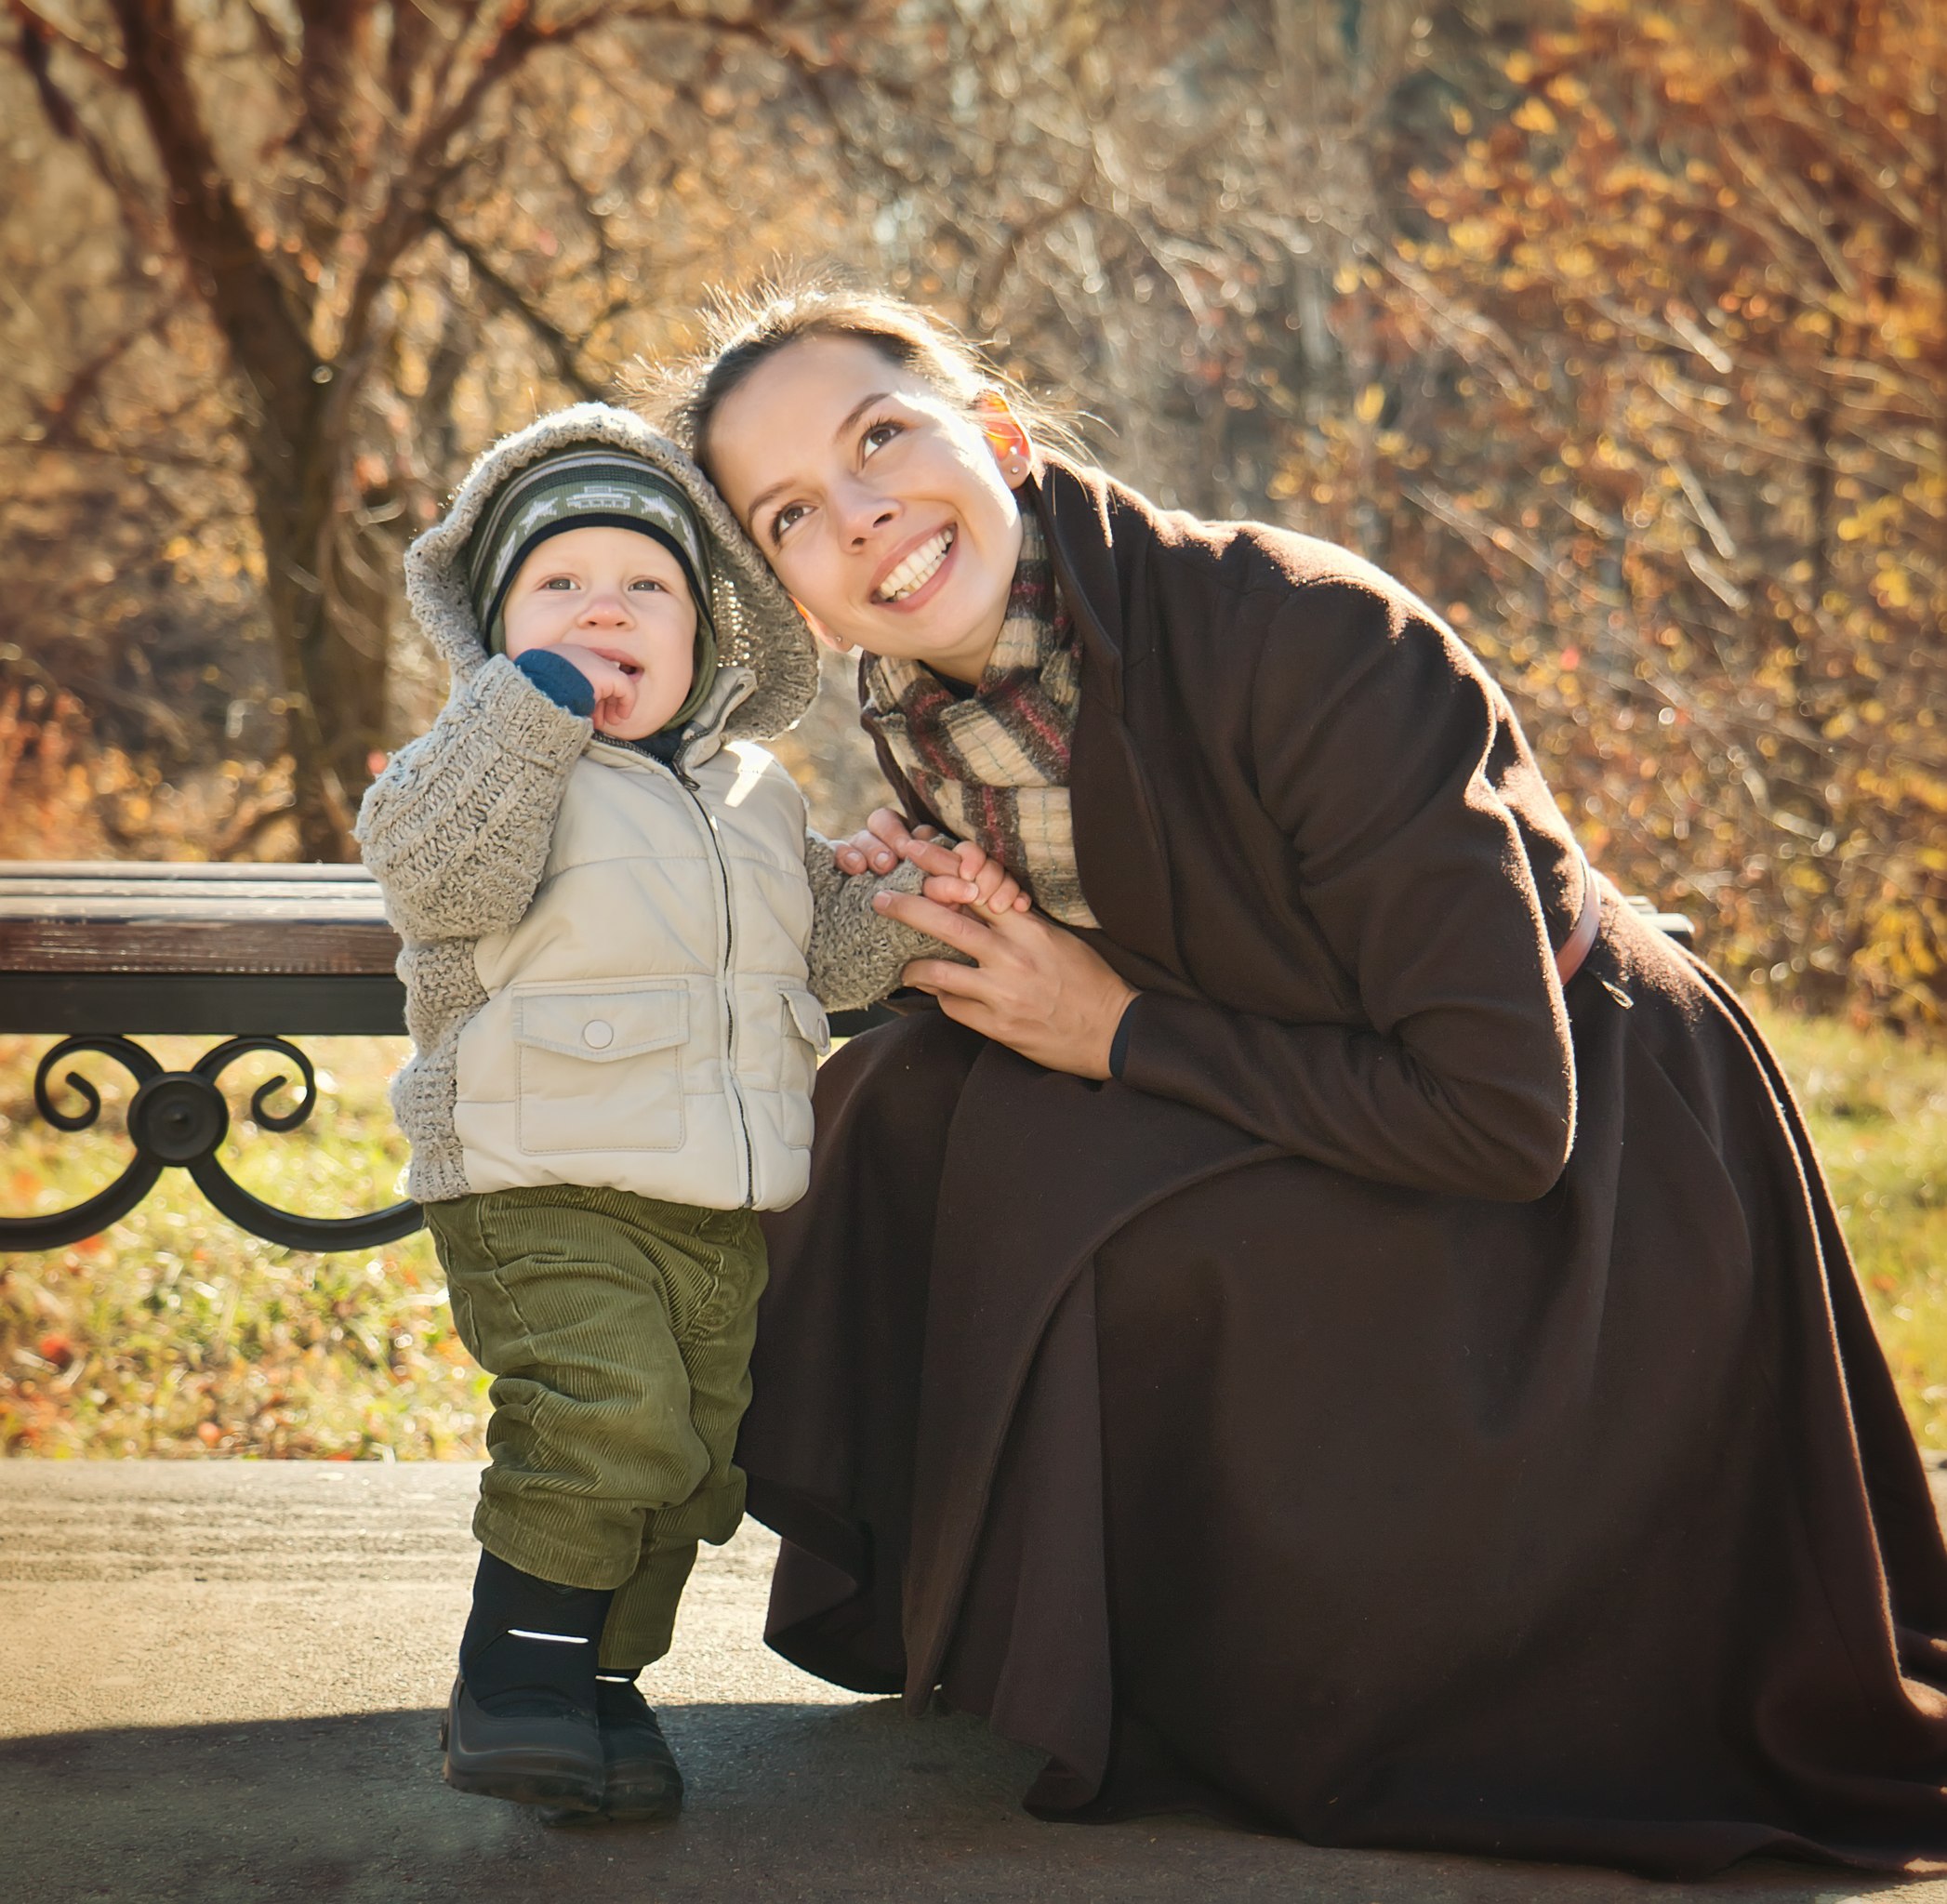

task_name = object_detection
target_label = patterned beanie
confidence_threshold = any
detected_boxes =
[465,443,719,728]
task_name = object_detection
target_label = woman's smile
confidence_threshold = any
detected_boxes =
[872,525,957,606]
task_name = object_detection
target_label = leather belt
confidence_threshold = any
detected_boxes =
[1555,857,1602,986]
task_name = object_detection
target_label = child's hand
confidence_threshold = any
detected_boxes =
[920,839,1031,917]
[549,642,640,733]
[835,810,953,877]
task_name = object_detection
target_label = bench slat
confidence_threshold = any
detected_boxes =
[0,861,400,977]
[0,879,377,904]
[0,860,377,881]
[0,919,401,976]
[0,894,388,919]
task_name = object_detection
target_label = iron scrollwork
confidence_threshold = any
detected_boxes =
[2,1035,422,1253]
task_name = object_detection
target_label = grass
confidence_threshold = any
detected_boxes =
[1,1009,1944,1459]
[1746,1004,1947,1448]
[0,1037,480,1459]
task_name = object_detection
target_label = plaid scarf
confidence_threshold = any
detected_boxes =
[861,513,1099,929]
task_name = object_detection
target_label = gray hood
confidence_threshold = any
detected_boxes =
[404,402,816,743]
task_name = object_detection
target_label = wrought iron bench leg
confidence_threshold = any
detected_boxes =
[0,1035,423,1253]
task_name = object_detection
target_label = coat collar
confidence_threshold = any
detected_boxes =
[1025,453,1185,977]
[1026,453,1143,715]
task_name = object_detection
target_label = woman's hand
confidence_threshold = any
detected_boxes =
[872,888,1138,1079]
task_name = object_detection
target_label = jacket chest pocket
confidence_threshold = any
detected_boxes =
[778,987,828,1150]
[513,981,689,1156]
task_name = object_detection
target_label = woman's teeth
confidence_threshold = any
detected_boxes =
[876,528,954,603]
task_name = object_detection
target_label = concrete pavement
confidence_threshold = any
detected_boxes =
[1,1460,1942,1904]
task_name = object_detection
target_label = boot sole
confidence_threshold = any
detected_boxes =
[444,1753,604,1813]
[541,1789,681,1829]
[540,1752,682,1827]
[594,1769,683,1825]
[439,1707,604,1813]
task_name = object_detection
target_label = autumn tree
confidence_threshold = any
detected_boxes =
[788,0,1519,521]
[4,0,845,856]
[1340,0,1947,1019]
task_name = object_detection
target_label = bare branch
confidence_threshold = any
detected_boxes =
[9,8,167,251]
[429,212,603,400]
[5,0,126,84]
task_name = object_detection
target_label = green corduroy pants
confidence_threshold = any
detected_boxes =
[424,1183,768,1672]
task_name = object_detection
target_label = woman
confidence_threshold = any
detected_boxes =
[652,285,1947,1875]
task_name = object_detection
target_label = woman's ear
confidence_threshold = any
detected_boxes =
[794,597,854,656]
[975,390,1035,490]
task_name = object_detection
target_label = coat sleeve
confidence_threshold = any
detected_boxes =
[353,655,590,944]
[801,831,954,1013]
[1114,582,1578,1202]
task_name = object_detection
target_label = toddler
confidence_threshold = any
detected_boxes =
[357,403,1012,1821]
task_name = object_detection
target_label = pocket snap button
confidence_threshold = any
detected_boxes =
[582,1018,615,1050]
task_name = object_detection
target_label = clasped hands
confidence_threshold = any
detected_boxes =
[837,811,1137,1081]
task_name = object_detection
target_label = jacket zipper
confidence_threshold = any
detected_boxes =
[594,740,756,1208]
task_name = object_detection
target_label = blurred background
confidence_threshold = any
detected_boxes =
[2,0,1943,1459]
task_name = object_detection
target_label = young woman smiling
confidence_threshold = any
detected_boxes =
[647,285,1947,1876]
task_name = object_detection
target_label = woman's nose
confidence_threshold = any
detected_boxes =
[837,482,898,547]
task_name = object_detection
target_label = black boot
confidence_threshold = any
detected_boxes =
[441,1552,611,1814]
[544,1675,685,1827]
[599,1675,686,1822]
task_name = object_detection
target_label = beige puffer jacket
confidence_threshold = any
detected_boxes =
[357,403,934,1209]
[455,715,831,1211]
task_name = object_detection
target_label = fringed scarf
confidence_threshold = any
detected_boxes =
[860,513,1099,929]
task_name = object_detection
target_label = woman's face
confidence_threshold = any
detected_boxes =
[706,335,1028,684]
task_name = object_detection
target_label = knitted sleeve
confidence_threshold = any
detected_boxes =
[354,655,590,944]
[801,830,971,1012]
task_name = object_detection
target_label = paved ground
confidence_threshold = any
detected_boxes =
[2,1461,1944,1904]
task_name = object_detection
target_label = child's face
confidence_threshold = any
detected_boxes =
[502,524,698,740]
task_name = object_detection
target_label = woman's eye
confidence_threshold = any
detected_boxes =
[771,502,807,540]
[862,420,902,455]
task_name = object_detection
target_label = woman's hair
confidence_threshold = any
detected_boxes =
[634,273,1078,479]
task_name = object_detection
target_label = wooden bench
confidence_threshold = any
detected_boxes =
[0,861,418,1254]
[1,860,1693,1257]
[0,861,905,1255]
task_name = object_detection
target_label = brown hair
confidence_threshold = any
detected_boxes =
[633,273,1077,481]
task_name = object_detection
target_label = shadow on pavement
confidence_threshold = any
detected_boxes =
[1,1699,1936,1904]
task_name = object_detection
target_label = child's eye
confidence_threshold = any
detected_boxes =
[539,576,576,590]
[629,577,667,592]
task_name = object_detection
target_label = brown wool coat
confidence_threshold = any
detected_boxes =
[740,455,1947,1875]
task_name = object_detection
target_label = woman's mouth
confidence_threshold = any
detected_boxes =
[874,527,955,604]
